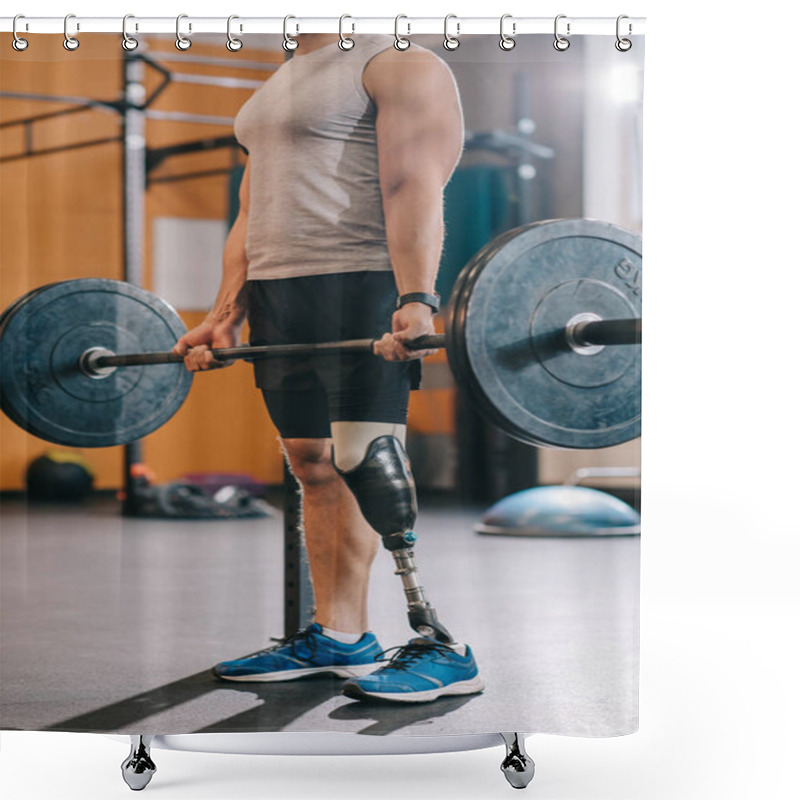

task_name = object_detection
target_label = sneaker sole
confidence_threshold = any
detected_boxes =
[215,663,377,683]
[342,675,486,703]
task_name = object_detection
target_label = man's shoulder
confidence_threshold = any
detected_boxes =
[363,44,455,100]
[368,43,450,70]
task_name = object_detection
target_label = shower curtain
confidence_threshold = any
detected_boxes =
[0,22,643,780]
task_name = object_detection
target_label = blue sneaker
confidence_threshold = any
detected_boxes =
[214,623,383,682]
[341,638,485,703]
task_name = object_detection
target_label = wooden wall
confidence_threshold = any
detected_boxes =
[0,35,288,490]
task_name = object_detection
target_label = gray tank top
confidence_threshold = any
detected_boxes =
[235,36,396,280]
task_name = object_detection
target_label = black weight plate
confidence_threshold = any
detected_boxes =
[0,285,48,332]
[444,226,525,401]
[446,219,642,449]
[0,279,192,447]
[0,285,53,431]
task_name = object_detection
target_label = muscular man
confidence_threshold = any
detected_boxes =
[174,33,483,703]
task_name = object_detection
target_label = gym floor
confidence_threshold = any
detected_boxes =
[0,495,639,738]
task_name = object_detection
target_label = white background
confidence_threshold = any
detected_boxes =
[2,1,799,798]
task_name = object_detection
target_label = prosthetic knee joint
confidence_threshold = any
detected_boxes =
[335,435,453,643]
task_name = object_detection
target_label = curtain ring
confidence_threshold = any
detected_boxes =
[499,14,515,51]
[12,15,29,51]
[63,14,80,51]
[122,15,139,51]
[175,14,192,50]
[394,15,411,51]
[615,15,632,51]
[339,14,355,50]
[283,15,299,51]
[553,14,570,51]
[443,14,460,51]
[227,15,243,51]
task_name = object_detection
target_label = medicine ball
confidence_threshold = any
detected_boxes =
[26,450,95,502]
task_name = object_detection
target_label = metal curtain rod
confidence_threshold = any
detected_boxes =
[1,16,645,36]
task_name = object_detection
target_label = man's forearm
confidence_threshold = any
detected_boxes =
[383,176,444,297]
[207,213,249,327]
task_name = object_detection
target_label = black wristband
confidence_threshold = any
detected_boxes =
[397,292,441,313]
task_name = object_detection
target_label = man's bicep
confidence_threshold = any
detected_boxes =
[369,53,464,190]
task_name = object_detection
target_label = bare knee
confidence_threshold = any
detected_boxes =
[283,439,338,490]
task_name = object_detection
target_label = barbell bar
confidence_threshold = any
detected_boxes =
[0,218,642,450]
[82,316,640,375]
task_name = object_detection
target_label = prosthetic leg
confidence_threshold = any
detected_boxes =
[334,435,453,644]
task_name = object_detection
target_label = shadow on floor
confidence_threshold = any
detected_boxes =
[329,693,477,736]
[41,670,479,736]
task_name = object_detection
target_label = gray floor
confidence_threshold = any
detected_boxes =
[0,496,639,738]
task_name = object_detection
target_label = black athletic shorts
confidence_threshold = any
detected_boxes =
[246,272,421,439]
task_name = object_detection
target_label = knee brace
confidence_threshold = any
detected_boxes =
[333,435,418,551]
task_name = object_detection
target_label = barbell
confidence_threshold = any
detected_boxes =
[0,218,641,450]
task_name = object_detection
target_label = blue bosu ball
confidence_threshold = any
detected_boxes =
[475,486,640,537]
